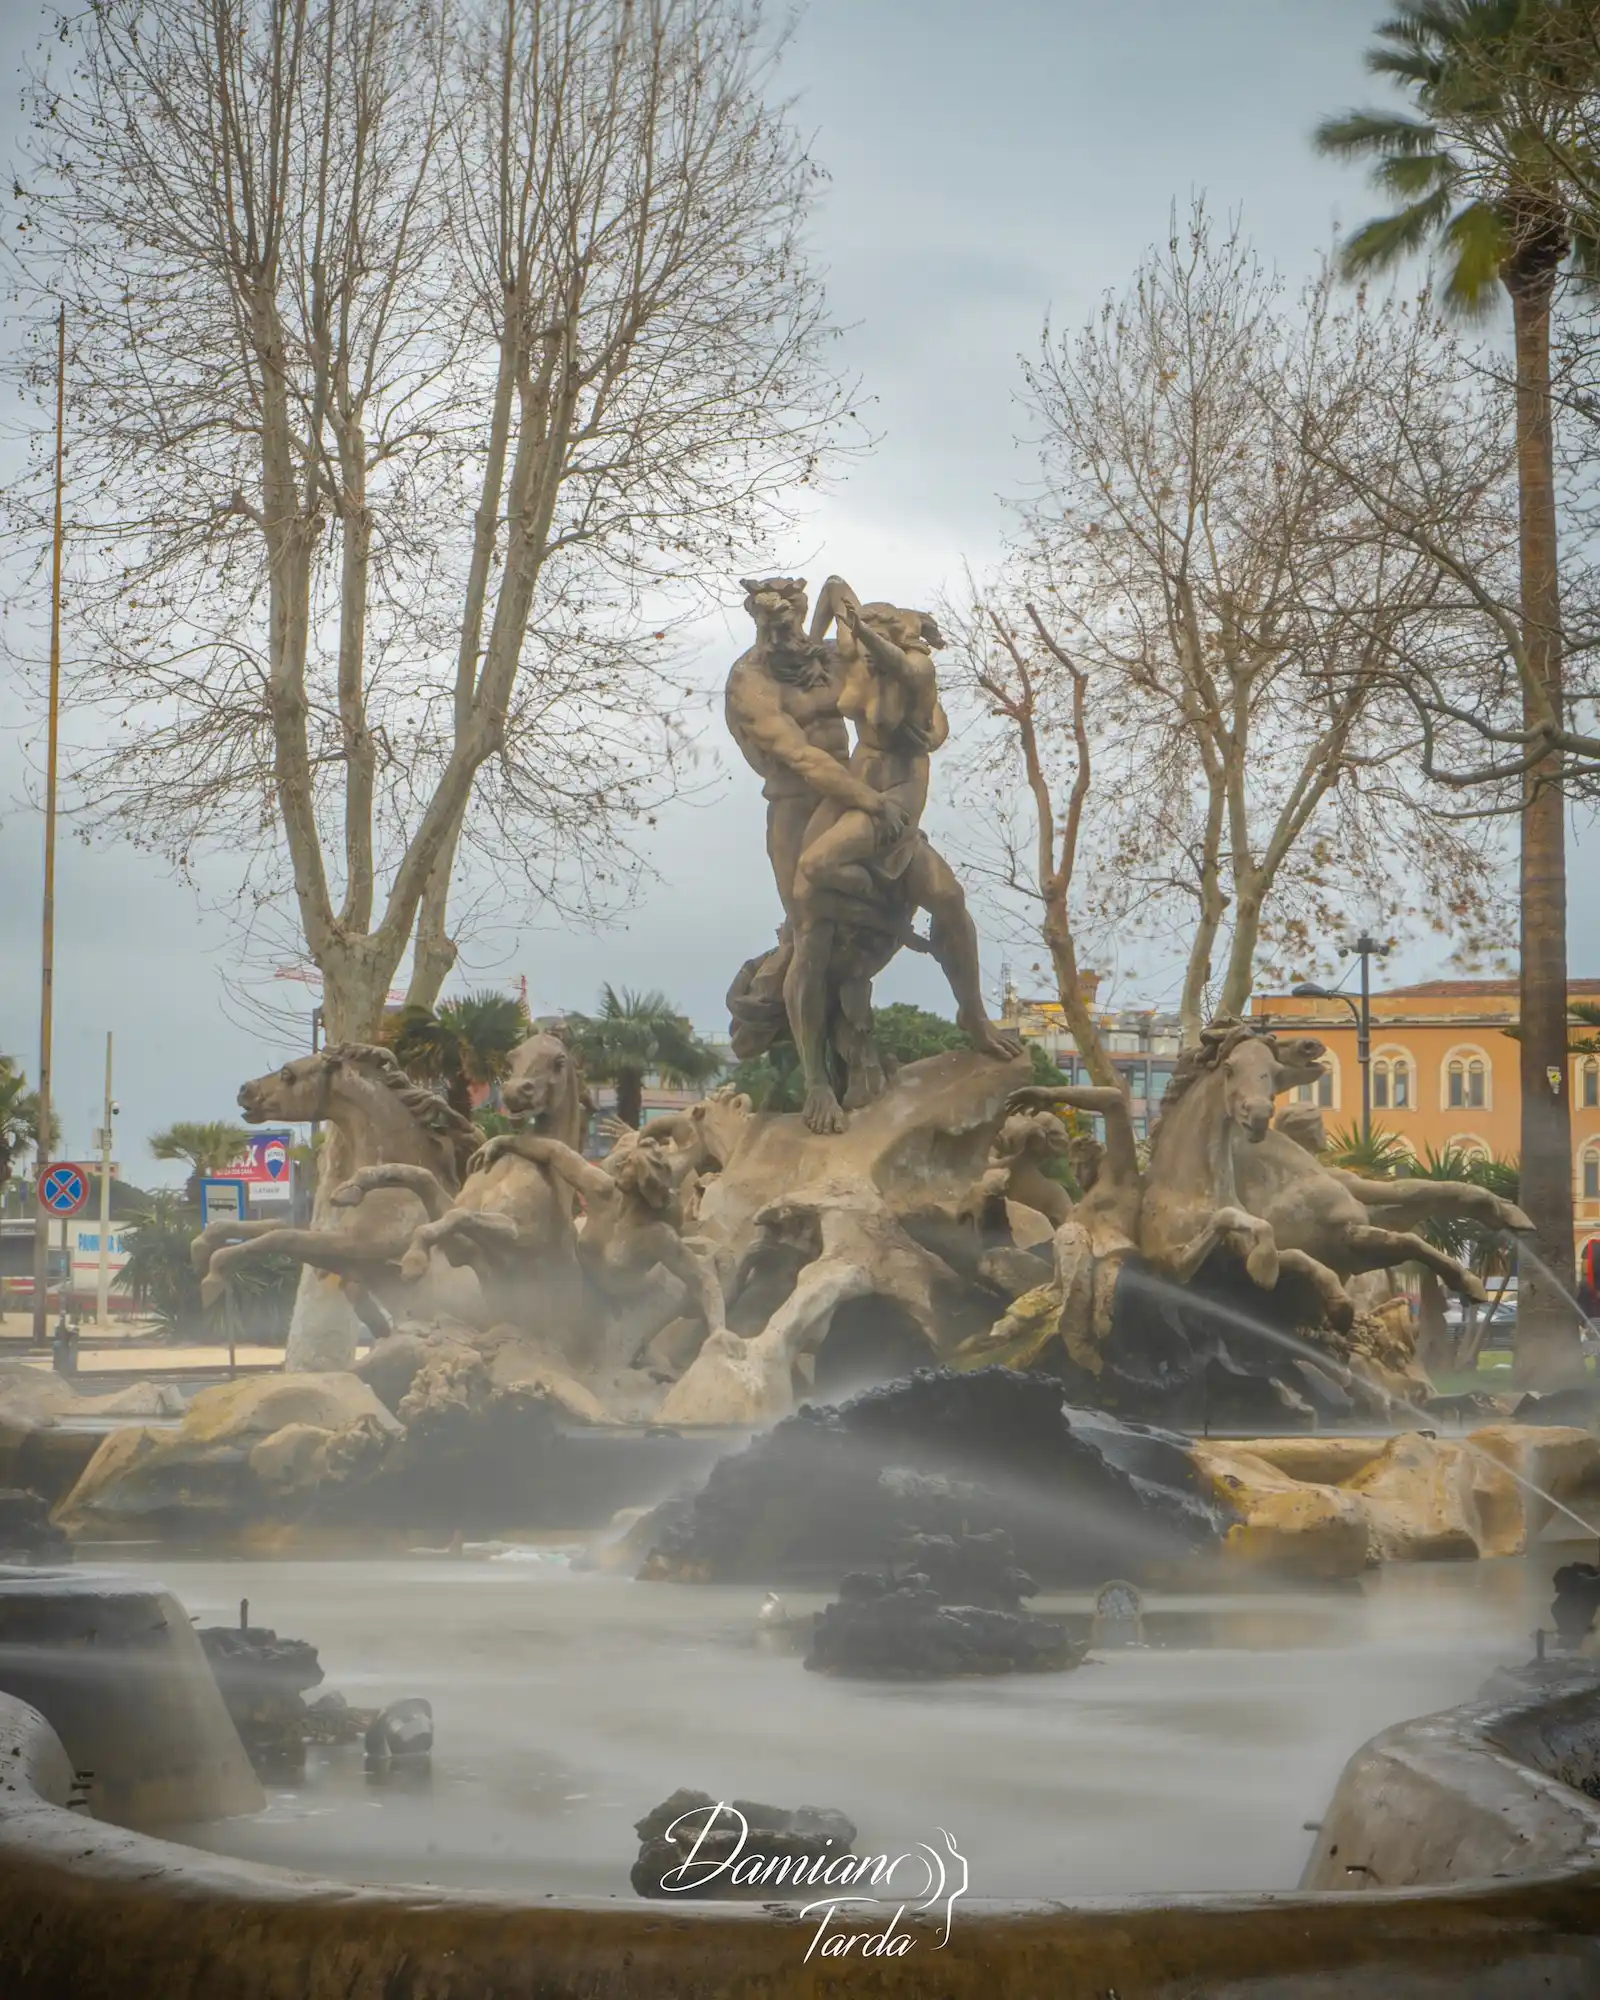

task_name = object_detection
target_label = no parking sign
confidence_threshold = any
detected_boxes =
[38,1162,89,1216]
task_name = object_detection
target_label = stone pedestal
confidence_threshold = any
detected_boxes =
[0,1569,263,1827]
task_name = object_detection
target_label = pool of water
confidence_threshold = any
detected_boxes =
[110,1544,1585,1903]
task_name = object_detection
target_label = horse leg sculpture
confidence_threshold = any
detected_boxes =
[1164,1203,1280,1290]
[1341,1223,1489,1301]
[398,1209,524,1284]
[191,1218,293,1274]
[199,1226,414,1309]
[1275,1248,1356,1334]
[1337,1174,1532,1237]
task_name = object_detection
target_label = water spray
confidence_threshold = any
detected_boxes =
[1136,1270,1600,1547]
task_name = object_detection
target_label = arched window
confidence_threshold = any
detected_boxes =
[1372,1051,1413,1111]
[1440,1048,1496,1112]
[1583,1058,1599,1110]
[1294,1072,1334,1108]
[1584,1150,1600,1201]
[1446,1052,1489,1111]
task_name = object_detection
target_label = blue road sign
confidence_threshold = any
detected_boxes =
[200,1178,250,1227]
[39,1163,89,1216]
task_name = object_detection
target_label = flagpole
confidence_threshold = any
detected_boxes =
[31,305,66,1349]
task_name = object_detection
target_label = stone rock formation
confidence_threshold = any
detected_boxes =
[807,1571,1084,1679]
[0,1491,71,1566]
[1191,1423,1600,1577]
[636,1367,1232,1586]
[53,1372,403,1540]
[198,1619,326,1778]
[1552,1563,1600,1648]
[805,1528,1085,1679]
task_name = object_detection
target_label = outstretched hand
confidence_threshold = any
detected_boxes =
[1004,1086,1062,1116]
[467,1133,515,1176]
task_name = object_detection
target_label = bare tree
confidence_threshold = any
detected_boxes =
[953,599,1119,1089]
[6,0,848,1038]
[1007,206,1510,1046]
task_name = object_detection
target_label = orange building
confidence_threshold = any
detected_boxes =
[1253,978,1600,1263]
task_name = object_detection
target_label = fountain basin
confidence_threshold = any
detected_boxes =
[2,1654,1600,1996]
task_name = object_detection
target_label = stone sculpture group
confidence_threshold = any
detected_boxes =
[187,570,1533,1431]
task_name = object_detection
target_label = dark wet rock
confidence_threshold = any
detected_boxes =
[893,1529,1034,1611]
[806,1574,1085,1679]
[631,1789,856,1898]
[302,1689,378,1746]
[0,1489,71,1565]
[1057,1256,1400,1430]
[197,1622,324,1777]
[1552,1563,1600,1648]
[364,1696,433,1764]
[638,1367,1231,1587]
[1426,1391,1513,1428]
[1513,1384,1600,1431]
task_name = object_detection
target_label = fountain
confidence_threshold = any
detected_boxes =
[4,571,1600,1996]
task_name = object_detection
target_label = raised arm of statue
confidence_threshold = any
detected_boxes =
[809,573,861,645]
[470,1131,618,1207]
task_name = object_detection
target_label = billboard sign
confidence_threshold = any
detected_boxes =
[228,1130,294,1187]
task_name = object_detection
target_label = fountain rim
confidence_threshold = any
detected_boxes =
[3,1669,1600,1997]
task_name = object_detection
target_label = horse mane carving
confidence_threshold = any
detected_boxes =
[1148,1018,1265,1148]
[1152,1016,1296,1160]
[323,1042,480,1178]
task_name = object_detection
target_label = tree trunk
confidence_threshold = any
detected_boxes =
[1508,268,1583,1390]
[615,1068,644,1130]
[1414,1268,1453,1380]
[1043,907,1121,1091]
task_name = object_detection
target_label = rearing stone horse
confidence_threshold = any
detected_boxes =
[1140,1022,1519,1327]
[329,1030,591,1339]
[190,1043,477,1329]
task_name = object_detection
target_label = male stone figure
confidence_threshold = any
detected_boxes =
[725,574,1018,1132]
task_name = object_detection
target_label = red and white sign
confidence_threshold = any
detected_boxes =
[228,1130,295,1186]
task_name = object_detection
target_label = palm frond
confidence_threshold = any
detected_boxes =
[1340,188,1459,275]
[1441,199,1512,309]
[1314,109,1441,160]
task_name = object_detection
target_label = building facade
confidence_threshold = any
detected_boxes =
[996,982,1184,1140]
[1254,978,1600,1261]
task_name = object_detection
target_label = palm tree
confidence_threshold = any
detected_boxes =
[384,990,528,1118]
[1321,1120,1415,1178]
[1398,1143,1520,1371]
[1317,1,1597,1388]
[148,1121,253,1205]
[0,1057,56,1196]
[567,985,719,1129]
[119,1190,204,1331]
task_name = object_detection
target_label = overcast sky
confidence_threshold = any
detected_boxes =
[0,0,1590,1183]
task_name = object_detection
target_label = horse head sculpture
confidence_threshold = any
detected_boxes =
[501,1029,586,1148]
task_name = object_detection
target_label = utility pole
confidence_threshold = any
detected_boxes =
[1351,931,1390,1149]
[1291,930,1390,1149]
[95,1033,114,1325]
[31,305,66,1351]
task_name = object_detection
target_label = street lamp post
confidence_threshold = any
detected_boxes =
[1292,932,1391,1149]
